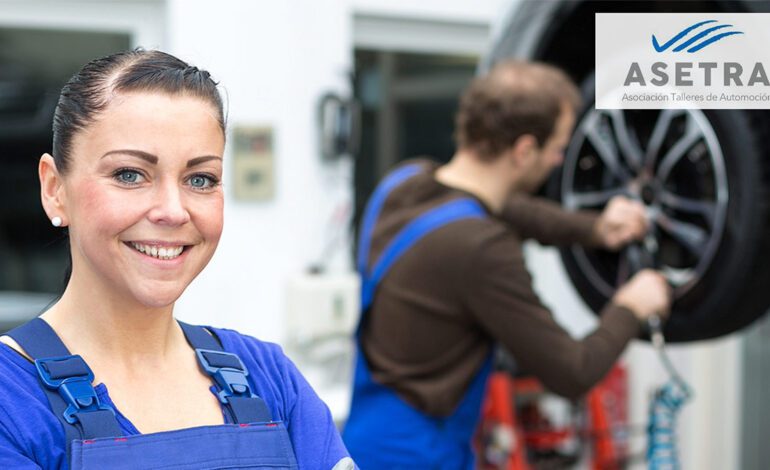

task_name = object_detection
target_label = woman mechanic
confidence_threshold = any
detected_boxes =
[0,50,354,469]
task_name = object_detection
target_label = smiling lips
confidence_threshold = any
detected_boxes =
[129,241,187,260]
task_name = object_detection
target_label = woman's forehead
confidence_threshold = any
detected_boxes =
[68,92,225,166]
[104,91,222,121]
[87,92,223,137]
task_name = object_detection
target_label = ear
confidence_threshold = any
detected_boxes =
[39,153,68,226]
[508,134,539,168]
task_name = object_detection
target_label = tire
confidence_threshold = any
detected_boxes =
[551,75,770,342]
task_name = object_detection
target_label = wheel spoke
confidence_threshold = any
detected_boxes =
[659,190,717,226]
[609,109,643,171]
[563,187,627,209]
[583,112,632,182]
[644,109,686,172]
[656,213,709,257]
[656,116,703,182]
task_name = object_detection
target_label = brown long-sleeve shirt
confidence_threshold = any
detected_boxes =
[361,159,641,417]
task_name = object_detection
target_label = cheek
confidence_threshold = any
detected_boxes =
[69,180,139,236]
[194,195,224,242]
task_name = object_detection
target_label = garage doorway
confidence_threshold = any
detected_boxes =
[352,50,477,226]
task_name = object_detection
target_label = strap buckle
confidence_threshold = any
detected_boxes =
[35,355,115,425]
[195,349,256,404]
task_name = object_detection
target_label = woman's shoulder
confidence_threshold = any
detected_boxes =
[0,342,46,403]
[0,343,67,467]
[207,327,300,390]
[204,327,303,420]
[207,327,289,370]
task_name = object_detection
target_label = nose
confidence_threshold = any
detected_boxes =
[147,180,191,226]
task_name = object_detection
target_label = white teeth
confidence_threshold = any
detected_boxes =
[130,242,185,260]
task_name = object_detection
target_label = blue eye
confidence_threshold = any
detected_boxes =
[188,174,219,190]
[120,172,138,183]
[113,169,144,185]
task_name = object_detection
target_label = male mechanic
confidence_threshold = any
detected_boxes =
[343,61,671,469]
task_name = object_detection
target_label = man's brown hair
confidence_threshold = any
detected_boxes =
[455,60,581,160]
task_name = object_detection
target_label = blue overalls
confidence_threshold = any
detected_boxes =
[7,319,299,469]
[343,163,493,469]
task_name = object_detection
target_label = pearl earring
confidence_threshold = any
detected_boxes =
[51,216,63,227]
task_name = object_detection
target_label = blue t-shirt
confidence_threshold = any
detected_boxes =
[0,326,351,469]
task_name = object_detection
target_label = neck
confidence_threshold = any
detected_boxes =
[41,269,182,366]
[435,150,513,213]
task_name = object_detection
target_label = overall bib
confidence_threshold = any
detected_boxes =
[343,163,493,469]
[7,319,299,470]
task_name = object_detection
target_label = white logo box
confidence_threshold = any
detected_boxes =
[596,13,770,109]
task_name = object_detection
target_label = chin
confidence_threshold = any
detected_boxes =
[130,285,186,309]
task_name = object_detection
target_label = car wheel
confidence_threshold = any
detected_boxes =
[553,76,770,342]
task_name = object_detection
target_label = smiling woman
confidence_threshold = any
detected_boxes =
[48,91,226,310]
[0,50,354,470]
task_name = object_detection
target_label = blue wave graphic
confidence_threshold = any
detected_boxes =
[652,20,717,51]
[652,20,743,53]
[686,31,743,52]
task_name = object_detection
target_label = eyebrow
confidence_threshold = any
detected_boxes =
[100,149,222,168]
[186,155,222,168]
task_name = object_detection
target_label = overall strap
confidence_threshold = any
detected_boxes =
[356,163,424,276]
[178,322,273,424]
[360,198,486,311]
[6,319,122,455]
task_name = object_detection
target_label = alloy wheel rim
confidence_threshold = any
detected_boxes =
[561,108,729,299]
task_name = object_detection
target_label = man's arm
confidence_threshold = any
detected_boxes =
[500,194,649,250]
[463,229,669,399]
[499,193,601,247]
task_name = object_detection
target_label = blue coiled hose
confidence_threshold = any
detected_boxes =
[647,380,692,469]
[646,315,693,470]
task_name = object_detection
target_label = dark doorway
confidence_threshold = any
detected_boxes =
[0,27,130,329]
[352,50,477,230]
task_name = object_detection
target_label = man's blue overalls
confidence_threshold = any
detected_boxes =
[7,319,298,469]
[343,163,494,469]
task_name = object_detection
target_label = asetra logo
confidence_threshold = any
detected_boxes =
[624,19,768,87]
[652,20,743,53]
[596,13,770,108]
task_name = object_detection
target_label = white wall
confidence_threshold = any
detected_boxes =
[168,0,355,342]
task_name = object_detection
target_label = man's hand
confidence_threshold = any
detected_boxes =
[613,270,672,321]
[593,196,648,250]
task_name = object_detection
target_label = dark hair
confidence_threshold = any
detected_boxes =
[52,48,226,174]
[454,60,581,161]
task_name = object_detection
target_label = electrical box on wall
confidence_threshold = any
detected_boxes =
[285,272,360,422]
[285,272,360,346]
[232,126,274,201]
